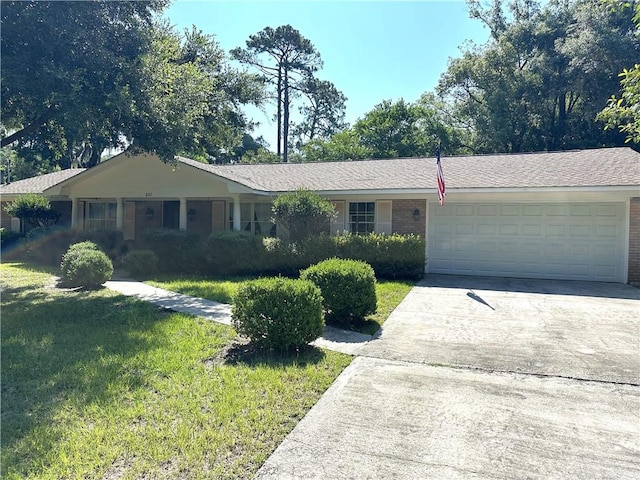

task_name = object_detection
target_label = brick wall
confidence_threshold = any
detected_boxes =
[392,199,426,236]
[628,197,640,284]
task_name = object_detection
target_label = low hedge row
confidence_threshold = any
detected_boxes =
[9,226,424,281]
[153,230,424,280]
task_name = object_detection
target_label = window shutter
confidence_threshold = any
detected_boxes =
[331,201,346,235]
[376,200,392,234]
[212,200,226,232]
[123,201,135,240]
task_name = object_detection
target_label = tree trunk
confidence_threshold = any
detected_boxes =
[276,66,282,158]
[283,67,290,163]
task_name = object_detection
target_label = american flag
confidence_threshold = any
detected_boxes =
[436,146,446,206]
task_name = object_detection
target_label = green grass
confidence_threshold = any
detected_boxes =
[147,275,415,336]
[1,263,352,479]
[146,275,250,304]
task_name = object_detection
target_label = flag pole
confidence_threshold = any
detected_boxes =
[436,142,446,206]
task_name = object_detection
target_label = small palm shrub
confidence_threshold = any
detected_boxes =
[121,249,158,277]
[301,258,377,327]
[232,277,324,351]
[61,241,113,288]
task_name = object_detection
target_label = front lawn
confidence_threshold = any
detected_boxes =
[147,276,415,335]
[1,263,352,479]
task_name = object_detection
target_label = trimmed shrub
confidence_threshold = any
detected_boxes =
[121,249,158,277]
[60,241,99,279]
[143,228,202,274]
[61,242,113,288]
[204,230,266,276]
[271,189,336,241]
[232,277,324,351]
[301,258,377,327]
[334,233,425,280]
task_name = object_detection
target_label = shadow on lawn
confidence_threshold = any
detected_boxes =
[212,337,326,368]
[1,285,172,473]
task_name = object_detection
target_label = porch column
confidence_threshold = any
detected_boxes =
[116,197,124,231]
[179,197,187,231]
[233,196,241,231]
[71,198,78,228]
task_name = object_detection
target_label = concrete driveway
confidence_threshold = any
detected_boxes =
[256,276,640,479]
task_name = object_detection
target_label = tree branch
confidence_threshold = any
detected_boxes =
[1,106,59,148]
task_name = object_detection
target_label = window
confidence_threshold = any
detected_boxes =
[349,202,375,234]
[162,201,179,230]
[229,202,276,236]
[86,202,116,230]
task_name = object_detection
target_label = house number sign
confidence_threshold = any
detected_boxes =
[145,192,153,197]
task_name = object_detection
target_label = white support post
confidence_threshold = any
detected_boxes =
[71,198,78,228]
[233,197,241,231]
[116,197,124,231]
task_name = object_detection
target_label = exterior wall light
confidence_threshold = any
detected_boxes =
[412,208,420,220]
[145,207,154,220]
[188,208,196,221]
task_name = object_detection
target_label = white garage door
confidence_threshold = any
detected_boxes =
[428,202,626,282]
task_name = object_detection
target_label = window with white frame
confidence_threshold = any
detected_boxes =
[349,202,375,234]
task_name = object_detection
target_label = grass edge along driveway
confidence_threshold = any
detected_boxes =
[147,276,415,335]
[1,263,352,479]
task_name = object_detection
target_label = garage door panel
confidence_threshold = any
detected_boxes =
[428,202,625,282]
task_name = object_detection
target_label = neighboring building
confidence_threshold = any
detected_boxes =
[1,147,639,283]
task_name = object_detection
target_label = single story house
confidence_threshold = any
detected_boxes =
[2,147,639,283]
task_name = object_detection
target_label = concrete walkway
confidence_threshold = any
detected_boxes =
[104,273,371,355]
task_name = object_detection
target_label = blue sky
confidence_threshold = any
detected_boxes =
[163,0,491,148]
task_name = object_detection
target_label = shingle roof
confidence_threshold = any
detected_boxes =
[0,169,86,195]
[1,148,638,197]
[178,147,640,192]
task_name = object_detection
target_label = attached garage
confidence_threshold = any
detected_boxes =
[428,202,627,282]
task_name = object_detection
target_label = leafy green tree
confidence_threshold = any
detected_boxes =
[4,194,61,228]
[291,77,347,149]
[598,1,640,144]
[1,1,261,169]
[271,189,336,241]
[353,98,458,158]
[1,0,166,163]
[439,0,638,152]
[232,25,323,162]
[301,130,372,162]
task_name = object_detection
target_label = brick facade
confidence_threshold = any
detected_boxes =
[392,199,426,236]
[628,197,640,284]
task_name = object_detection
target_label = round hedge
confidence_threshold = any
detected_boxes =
[60,242,113,288]
[232,277,324,351]
[300,258,377,327]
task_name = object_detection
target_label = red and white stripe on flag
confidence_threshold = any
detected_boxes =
[436,156,446,206]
